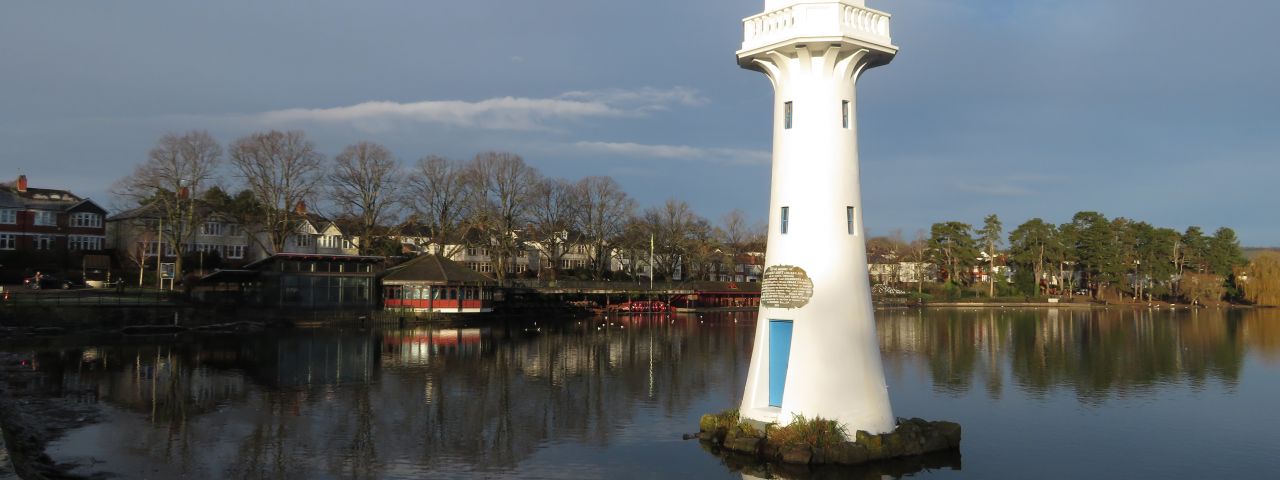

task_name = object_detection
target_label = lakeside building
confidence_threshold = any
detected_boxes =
[199,253,382,309]
[381,254,497,313]
[0,174,108,277]
[706,252,765,283]
[396,226,660,281]
[106,203,252,273]
[869,262,939,284]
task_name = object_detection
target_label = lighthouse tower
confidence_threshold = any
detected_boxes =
[738,0,898,435]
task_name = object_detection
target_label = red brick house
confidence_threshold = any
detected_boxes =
[0,175,109,271]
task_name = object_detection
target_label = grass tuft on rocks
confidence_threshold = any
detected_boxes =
[767,414,847,449]
[700,408,740,433]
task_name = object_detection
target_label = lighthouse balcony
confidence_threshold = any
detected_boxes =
[740,1,894,55]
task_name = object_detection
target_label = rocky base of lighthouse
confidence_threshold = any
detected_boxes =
[695,412,960,466]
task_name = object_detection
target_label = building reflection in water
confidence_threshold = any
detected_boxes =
[17,308,1280,478]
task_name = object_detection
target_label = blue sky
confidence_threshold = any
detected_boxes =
[2,0,1277,245]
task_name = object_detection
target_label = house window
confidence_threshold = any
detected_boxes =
[69,235,103,251]
[227,245,244,259]
[847,206,855,235]
[34,235,54,250]
[33,211,57,226]
[201,222,224,236]
[226,224,242,237]
[784,102,793,129]
[71,212,102,228]
[780,207,790,234]
[296,235,313,247]
[0,209,15,224]
[0,233,14,250]
[842,100,850,129]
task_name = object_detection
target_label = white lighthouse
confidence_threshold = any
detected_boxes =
[738,0,898,436]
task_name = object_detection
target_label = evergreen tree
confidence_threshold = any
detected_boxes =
[1067,212,1122,297]
[1207,227,1247,276]
[1008,218,1059,296]
[928,221,978,285]
[976,214,1004,297]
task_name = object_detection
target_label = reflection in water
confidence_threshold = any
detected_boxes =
[878,308,1269,404]
[34,315,756,478]
[16,308,1280,478]
[722,448,962,480]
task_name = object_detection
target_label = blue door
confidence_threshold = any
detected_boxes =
[769,320,794,407]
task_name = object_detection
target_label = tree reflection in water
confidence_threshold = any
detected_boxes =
[877,308,1280,404]
[16,308,1280,478]
[28,314,756,478]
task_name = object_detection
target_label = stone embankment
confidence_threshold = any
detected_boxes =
[697,415,960,466]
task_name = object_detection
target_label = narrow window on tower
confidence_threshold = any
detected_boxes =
[847,206,856,235]
[842,100,850,129]
[781,207,790,234]
[784,102,793,129]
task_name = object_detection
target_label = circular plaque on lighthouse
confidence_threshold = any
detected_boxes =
[760,265,814,309]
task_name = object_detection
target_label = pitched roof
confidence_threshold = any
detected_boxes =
[382,254,496,286]
[0,180,102,212]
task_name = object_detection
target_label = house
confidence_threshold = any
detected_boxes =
[0,175,108,273]
[868,262,938,284]
[254,203,360,260]
[381,254,498,313]
[706,252,764,283]
[106,202,252,273]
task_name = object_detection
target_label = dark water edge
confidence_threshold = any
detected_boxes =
[1,308,1279,479]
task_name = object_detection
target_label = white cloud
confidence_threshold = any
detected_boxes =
[203,86,706,133]
[572,141,770,165]
[558,87,707,111]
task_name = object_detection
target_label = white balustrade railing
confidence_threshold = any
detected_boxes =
[741,1,892,52]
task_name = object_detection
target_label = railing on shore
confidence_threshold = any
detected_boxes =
[0,287,182,308]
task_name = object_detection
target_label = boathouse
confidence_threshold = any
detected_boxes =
[197,253,383,309]
[381,254,497,313]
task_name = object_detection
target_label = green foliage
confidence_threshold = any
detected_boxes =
[1012,266,1038,296]
[767,414,848,449]
[1007,218,1060,297]
[928,221,978,285]
[1069,212,1123,293]
[1207,227,1247,276]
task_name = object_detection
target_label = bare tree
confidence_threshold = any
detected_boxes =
[527,178,580,279]
[642,198,707,281]
[227,130,325,254]
[328,142,403,255]
[574,176,635,279]
[719,209,750,257]
[464,152,541,284]
[406,155,471,258]
[114,130,222,279]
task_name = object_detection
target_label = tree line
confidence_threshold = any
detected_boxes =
[908,212,1250,304]
[115,130,766,283]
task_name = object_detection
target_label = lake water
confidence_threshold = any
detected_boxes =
[11,308,1280,479]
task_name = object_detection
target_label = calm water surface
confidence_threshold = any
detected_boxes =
[10,308,1280,479]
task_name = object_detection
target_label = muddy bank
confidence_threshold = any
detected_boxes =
[0,353,104,480]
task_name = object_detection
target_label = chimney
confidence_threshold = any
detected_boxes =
[16,175,27,192]
[294,200,307,215]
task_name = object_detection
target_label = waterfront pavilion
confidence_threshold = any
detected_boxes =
[381,254,497,314]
